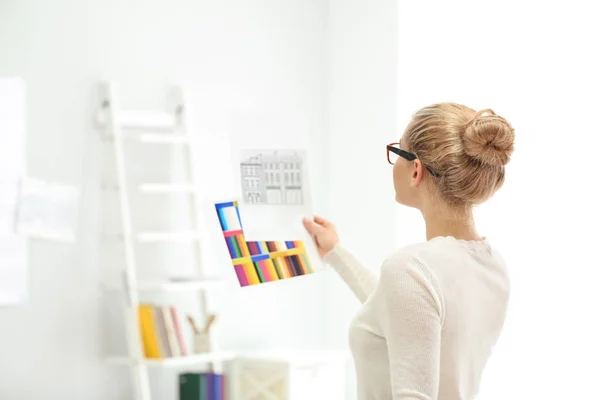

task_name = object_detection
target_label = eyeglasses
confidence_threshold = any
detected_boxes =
[386,142,439,177]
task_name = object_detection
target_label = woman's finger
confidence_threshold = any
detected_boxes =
[313,215,334,229]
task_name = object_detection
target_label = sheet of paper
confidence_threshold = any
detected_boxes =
[0,76,28,306]
[0,237,28,306]
[198,110,324,287]
[0,77,25,181]
[0,190,29,306]
[236,148,312,240]
[15,177,80,242]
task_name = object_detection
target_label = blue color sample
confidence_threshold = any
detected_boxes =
[235,206,243,229]
[251,254,270,262]
[217,207,229,230]
[215,201,235,209]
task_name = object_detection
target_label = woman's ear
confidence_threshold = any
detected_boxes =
[410,159,424,187]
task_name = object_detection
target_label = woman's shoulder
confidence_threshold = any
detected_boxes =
[377,245,446,318]
[384,236,509,290]
[380,236,494,282]
[381,238,452,271]
[379,243,441,288]
[393,236,498,263]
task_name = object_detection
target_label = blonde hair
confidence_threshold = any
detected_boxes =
[404,102,515,206]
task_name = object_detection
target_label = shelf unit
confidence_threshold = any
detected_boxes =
[101,279,228,293]
[95,82,231,400]
[107,351,236,368]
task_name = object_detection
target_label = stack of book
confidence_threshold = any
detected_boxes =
[179,372,225,400]
[137,304,188,358]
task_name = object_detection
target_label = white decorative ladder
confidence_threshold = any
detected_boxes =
[95,82,232,400]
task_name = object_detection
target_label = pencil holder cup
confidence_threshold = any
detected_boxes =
[193,332,211,353]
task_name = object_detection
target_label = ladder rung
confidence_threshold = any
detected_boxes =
[97,110,178,130]
[139,133,190,144]
[139,183,195,193]
[101,278,227,292]
[137,231,201,243]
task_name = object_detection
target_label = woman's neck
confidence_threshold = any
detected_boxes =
[421,202,482,242]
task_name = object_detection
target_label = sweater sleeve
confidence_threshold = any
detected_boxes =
[377,253,445,400]
[322,244,378,303]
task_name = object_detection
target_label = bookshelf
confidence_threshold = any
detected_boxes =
[107,351,236,367]
[96,82,233,400]
[95,82,350,400]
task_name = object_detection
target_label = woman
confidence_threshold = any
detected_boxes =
[303,103,514,400]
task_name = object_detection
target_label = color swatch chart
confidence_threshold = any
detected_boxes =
[215,201,314,287]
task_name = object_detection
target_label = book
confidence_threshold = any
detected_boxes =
[179,372,225,400]
[138,305,161,358]
[200,374,208,400]
[153,306,172,357]
[138,304,191,359]
[162,306,179,357]
[170,306,188,356]
[212,373,225,400]
[138,304,189,358]
[179,373,198,400]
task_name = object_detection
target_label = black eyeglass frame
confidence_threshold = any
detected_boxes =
[386,143,439,177]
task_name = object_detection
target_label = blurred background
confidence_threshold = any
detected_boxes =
[1,0,599,399]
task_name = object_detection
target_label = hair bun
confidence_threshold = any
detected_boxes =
[463,109,515,166]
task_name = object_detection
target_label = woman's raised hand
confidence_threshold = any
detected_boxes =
[302,215,340,258]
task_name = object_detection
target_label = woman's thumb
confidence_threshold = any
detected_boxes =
[302,217,322,236]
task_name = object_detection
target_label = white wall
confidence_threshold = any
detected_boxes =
[8,1,593,399]
[0,1,329,399]
[324,0,398,398]
[397,1,600,399]
[324,0,600,399]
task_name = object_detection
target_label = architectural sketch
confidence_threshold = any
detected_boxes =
[239,149,305,206]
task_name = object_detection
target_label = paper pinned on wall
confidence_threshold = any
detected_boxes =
[14,177,80,242]
[0,77,25,181]
[0,76,28,306]
[0,237,28,306]
[0,180,28,306]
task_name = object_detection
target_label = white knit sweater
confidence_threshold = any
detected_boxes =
[323,236,510,400]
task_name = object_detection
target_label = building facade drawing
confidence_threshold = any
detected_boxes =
[240,150,304,206]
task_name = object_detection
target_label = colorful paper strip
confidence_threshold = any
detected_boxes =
[234,265,249,287]
[215,202,314,287]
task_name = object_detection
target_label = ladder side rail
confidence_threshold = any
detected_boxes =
[102,82,152,400]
